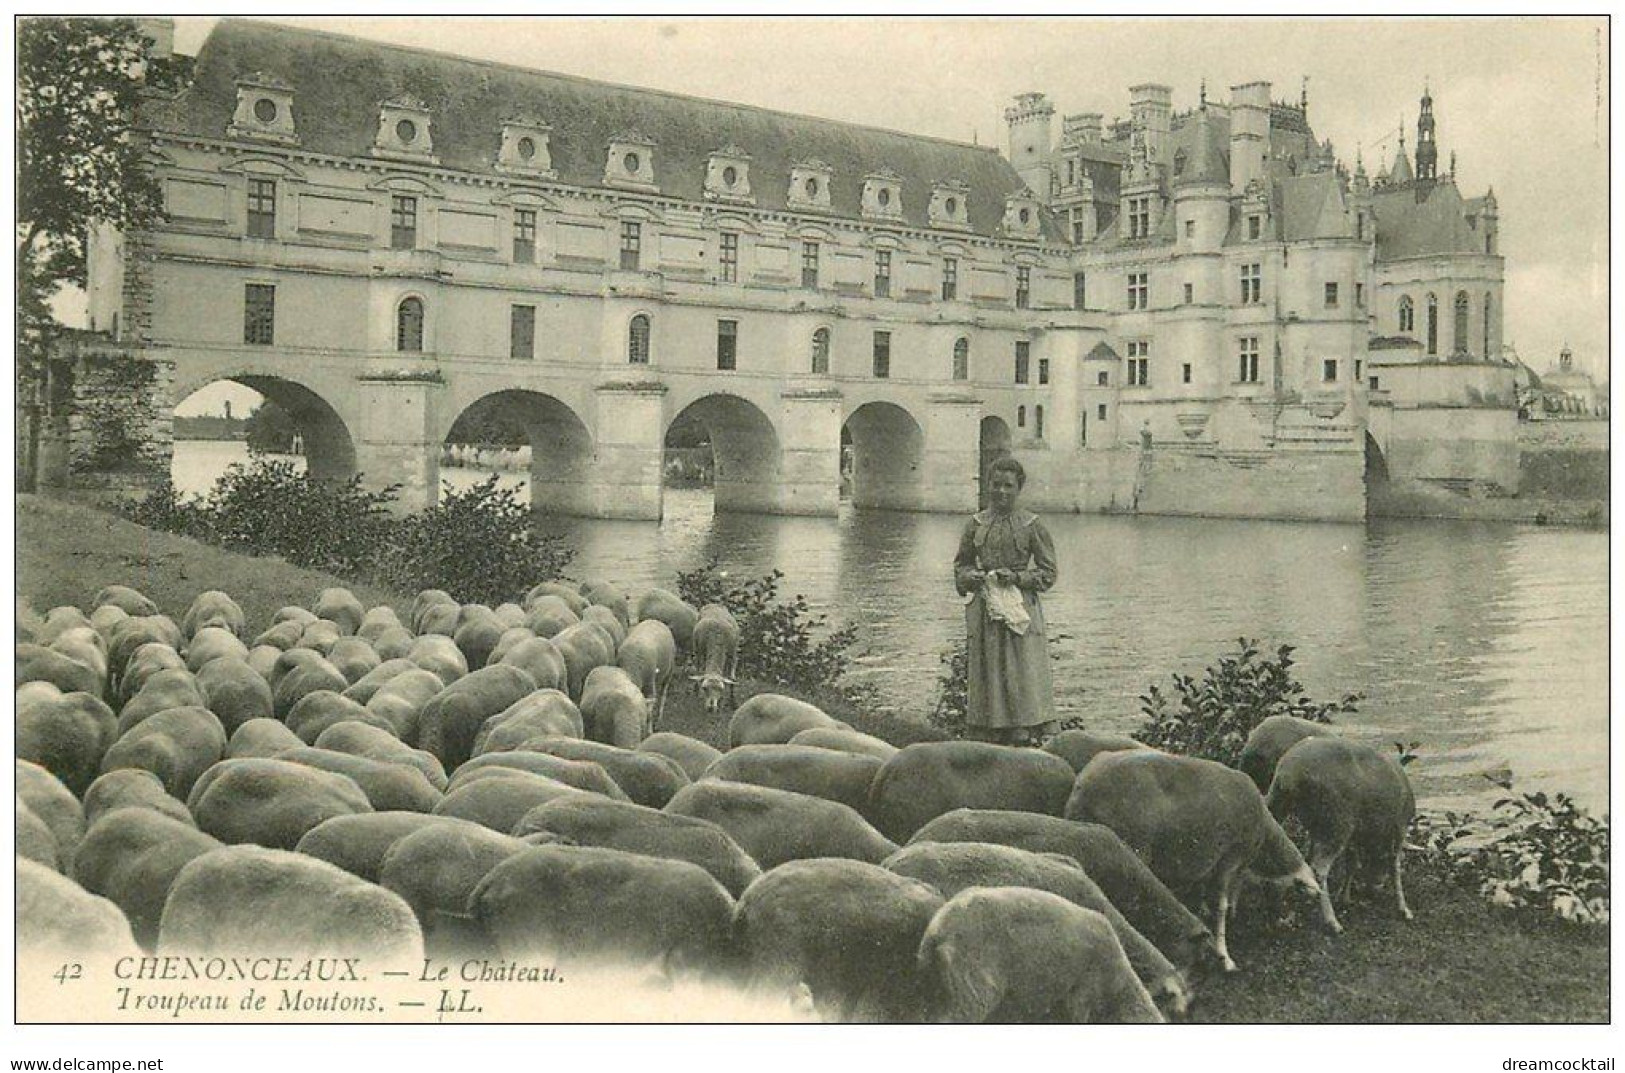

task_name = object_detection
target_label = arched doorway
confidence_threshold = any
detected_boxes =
[666,394,781,515]
[978,415,1012,510]
[843,401,925,511]
[442,390,592,516]
[169,375,355,497]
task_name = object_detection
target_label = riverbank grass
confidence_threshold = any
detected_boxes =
[14,492,1609,1023]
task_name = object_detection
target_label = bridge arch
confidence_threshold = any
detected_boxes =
[843,400,925,511]
[440,389,593,515]
[168,370,357,491]
[666,393,782,514]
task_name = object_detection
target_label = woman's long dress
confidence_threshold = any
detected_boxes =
[952,508,1058,732]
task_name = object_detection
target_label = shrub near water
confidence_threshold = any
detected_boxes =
[378,476,573,605]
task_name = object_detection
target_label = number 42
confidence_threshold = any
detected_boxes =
[53,963,82,984]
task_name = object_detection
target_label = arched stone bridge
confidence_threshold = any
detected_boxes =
[168,349,1007,519]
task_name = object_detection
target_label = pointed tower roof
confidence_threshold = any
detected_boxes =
[1173,104,1226,188]
[1389,145,1413,184]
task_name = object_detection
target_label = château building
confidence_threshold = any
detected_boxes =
[77,18,1519,521]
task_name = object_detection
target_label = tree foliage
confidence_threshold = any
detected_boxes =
[18,17,166,362]
[244,401,299,454]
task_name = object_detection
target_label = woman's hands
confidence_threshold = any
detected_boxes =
[986,568,1019,585]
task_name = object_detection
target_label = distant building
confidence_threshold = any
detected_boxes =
[1538,346,1608,417]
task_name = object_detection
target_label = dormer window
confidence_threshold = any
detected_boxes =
[789,160,834,213]
[373,94,435,162]
[862,170,904,220]
[929,181,971,230]
[229,72,297,145]
[497,117,556,177]
[605,131,658,191]
[1002,192,1043,240]
[705,146,753,204]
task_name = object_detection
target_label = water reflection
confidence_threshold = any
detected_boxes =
[172,443,1607,811]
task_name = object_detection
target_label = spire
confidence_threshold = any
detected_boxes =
[1175,101,1225,188]
[1199,78,1207,107]
[1301,75,1309,115]
[1415,82,1438,181]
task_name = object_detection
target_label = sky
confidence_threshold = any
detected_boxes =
[157,15,1607,414]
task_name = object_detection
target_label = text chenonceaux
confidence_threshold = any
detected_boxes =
[112,957,559,985]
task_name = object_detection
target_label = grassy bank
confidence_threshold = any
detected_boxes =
[15,493,1609,1022]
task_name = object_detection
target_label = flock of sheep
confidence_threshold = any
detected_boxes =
[16,576,1417,1023]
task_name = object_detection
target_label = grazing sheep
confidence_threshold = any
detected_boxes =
[1239,715,1337,793]
[735,858,944,1021]
[1266,736,1417,930]
[18,798,61,870]
[1041,729,1151,774]
[867,741,1076,843]
[88,604,131,645]
[516,736,690,808]
[194,656,274,734]
[16,760,86,869]
[407,634,468,685]
[788,726,898,762]
[372,626,416,661]
[454,611,506,669]
[101,706,227,799]
[492,603,527,630]
[908,809,1218,978]
[184,627,249,673]
[410,590,456,633]
[514,794,761,897]
[451,750,628,801]
[665,781,897,870]
[36,605,90,645]
[580,664,650,747]
[431,769,582,833]
[107,615,183,685]
[189,757,373,849]
[357,605,405,643]
[378,822,529,954]
[17,642,102,697]
[252,619,306,651]
[416,601,461,638]
[295,619,343,655]
[728,693,843,749]
[115,667,205,736]
[883,841,1189,1015]
[119,642,187,705]
[618,619,677,720]
[689,604,741,714]
[1065,749,1321,971]
[93,584,158,617]
[339,658,420,705]
[83,769,196,828]
[50,626,109,676]
[314,720,449,791]
[523,595,580,639]
[293,812,462,883]
[637,732,723,783]
[581,605,627,647]
[472,690,584,755]
[485,626,535,667]
[181,590,247,640]
[17,856,140,959]
[551,621,617,700]
[363,668,446,740]
[706,745,883,819]
[245,644,282,681]
[286,689,397,745]
[159,845,422,964]
[634,588,699,653]
[17,686,117,796]
[271,655,349,720]
[472,844,735,974]
[917,888,1163,1024]
[312,587,365,636]
[326,636,382,685]
[579,579,632,629]
[414,665,538,769]
[272,605,320,629]
[524,581,589,615]
[226,718,306,759]
[74,809,221,948]
[496,635,567,692]
[276,747,443,813]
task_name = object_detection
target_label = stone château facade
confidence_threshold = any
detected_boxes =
[80,18,1519,521]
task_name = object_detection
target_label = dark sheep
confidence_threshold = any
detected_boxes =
[867,741,1076,843]
[74,809,222,948]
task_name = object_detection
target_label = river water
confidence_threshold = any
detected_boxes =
[174,441,1609,812]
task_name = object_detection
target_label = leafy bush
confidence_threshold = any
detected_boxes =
[1410,776,1610,925]
[125,476,210,537]
[1134,638,1362,766]
[202,458,397,576]
[676,561,875,706]
[376,476,573,605]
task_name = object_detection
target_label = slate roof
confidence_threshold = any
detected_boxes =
[1370,180,1487,259]
[1277,172,1353,241]
[147,18,1058,241]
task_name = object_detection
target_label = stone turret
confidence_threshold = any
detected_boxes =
[1005,92,1056,199]
[1229,81,1270,196]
